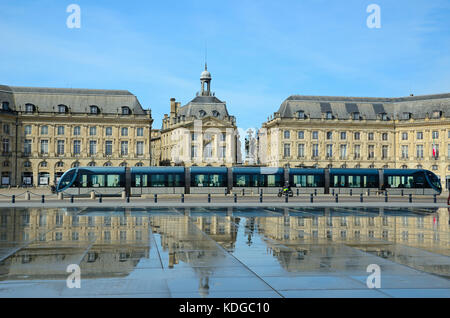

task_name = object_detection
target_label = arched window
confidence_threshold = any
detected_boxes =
[119,162,127,167]
[56,161,64,168]
[135,162,143,167]
[24,161,31,168]
[121,106,131,115]
[88,161,96,167]
[25,103,35,113]
[40,161,48,168]
[90,105,100,114]
[401,165,408,169]
[58,105,68,114]
[103,162,112,167]
[72,161,80,168]
[3,161,9,167]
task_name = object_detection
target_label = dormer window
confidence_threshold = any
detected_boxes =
[25,103,35,113]
[212,110,220,117]
[432,110,442,119]
[58,105,68,114]
[2,102,10,111]
[326,111,333,120]
[298,110,305,119]
[121,106,131,115]
[402,112,411,120]
[90,105,100,114]
[352,112,360,120]
[380,113,388,121]
[199,110,206,117]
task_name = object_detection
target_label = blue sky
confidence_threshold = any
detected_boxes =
[0,0,449,130]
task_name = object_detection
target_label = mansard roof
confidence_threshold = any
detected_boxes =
[276,93,450,120]
[0,85,146,115]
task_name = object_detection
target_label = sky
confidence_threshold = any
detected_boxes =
[0,0,449,131]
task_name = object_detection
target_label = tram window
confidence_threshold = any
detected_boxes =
[367,175,378,188]
[193,174,206,187]
[293,175,306,187]
[151,174,166,187]
[91,175,105,187]
[348,176,362,188]
[234,174,250,187]
[168,174,183,187]
[333,175,347,187]
[266,175,282,187]
[135,174,142,187]
[210,174,226,187]
[81,174,88,187]
[59,170,76,188]
[107,175,121,187]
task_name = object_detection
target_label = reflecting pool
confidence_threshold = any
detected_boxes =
[0,207,449,297]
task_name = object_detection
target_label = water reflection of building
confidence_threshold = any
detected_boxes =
[0,208,150,280]
[151,213,239,297]
[256,208,449,277]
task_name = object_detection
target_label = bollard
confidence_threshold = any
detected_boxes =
[335,194,338,203]
[332,189,335,196]
[409,194,412,203]
[285,192,288,203]
[41,195,45,204]
[58,192,64,200]
[360,193,363,203]
[126,196,130,203]
[99,194,102,203]
[26,191,31,201]
[350,189,352,197]
[154,194,157,203]
[12,195,15,204]
[71,195,74,203]
[90,191,95,200]
[260,192,263,203]
[310,193,313,203]
[208,193,211,203]
[433,194,437,204]
[242,189,245,196]
[385,192,388,202]
[367,189,370,196]
[314,189,317,197]
[401,189,404,197]
[121,191,126,200]
[234,193,237,203]
[181,193,184,203]
[297,188,299,196]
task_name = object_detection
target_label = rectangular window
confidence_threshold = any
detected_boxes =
[106,127,112,136]
[312,144,319,157]
[298,131,304,139]
[340,132,347,140]
[136,141,144,155]
[219,146,226,158]
[417,145,424,159]
[2,139,9,153]
[40,140,48,155]
[105,141,113,156]
[368,145,374,159]
[23,139,32,155]
[354,132,360,140]
[121,127,128,136]
[402,132,408,140]
[417,132,423,140]
[283,144,290,157]
[382,133,388,141]
[40,126,48,135]
[326,144,333,158]
[284,130,290,139]
[340,144,347,159]
[191,145,198,158]
[326,132,332,140]
[401,145,408,159]
[73,126,81,135]
[57,140,65,155]
[312,131,318,140]
[73,140,81,155]
[354,145,361,159]
[57,126,64,135]
[432,131,439,139]
[89,140,97,155]
[121,141,128,156]
[298,144,304,157]
[137,127,144,136]
[89,126,97,136]
[368,132,374,141]
[24,125,32,135]
[382,145,388,159]
[191,133,197,141]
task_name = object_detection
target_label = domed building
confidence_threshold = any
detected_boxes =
[160,65,240,167]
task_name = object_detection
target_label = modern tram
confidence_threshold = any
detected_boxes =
[56,167,442,197]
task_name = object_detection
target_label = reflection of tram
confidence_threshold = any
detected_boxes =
[56,167,442,197]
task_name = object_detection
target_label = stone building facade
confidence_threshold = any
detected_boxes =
[258,94,450,189]
[0,85,152,187]
[160,66,240,167]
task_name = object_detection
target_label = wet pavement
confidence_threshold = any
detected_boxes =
[0,206,449,298]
